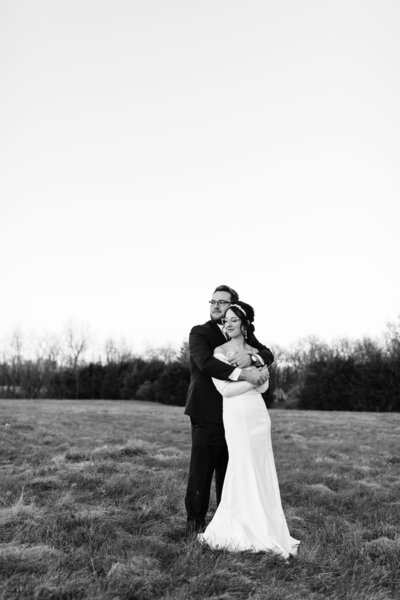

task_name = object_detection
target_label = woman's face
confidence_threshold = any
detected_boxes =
[223,308,244,339]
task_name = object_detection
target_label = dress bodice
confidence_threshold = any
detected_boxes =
[212,352,269,397]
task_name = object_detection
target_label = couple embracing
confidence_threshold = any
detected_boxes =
[184,285,299,559]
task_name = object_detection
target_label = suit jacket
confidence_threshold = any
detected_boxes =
[184,320,274,424]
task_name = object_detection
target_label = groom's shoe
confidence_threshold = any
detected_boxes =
[185,519,205,537]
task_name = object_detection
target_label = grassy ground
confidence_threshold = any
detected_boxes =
[0,399,399,600]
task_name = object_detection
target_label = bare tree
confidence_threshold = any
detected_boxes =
[32,333,62,397]
[104,337,119,364]
[144,344,178,363]
[64,325,89,399]
[385,316,400,358]
[7,330,24,396]
[104,337,133,364]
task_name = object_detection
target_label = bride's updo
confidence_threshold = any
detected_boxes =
[226,301,256,339]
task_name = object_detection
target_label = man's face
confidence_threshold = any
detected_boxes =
[209,291,231,322]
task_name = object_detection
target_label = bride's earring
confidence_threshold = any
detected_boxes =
[244,329,248,339]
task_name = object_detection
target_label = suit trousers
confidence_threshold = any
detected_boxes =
[185,417,228,531]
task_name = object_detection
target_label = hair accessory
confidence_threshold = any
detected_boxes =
[229,304,247,317]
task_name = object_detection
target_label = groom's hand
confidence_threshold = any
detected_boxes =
[228,350,252,369]
[242,367,262,385]
[256,365,270,385]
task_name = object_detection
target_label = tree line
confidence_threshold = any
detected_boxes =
[1,319,399,411]
[273,318,400,411]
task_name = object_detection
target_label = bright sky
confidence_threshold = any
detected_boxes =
[1,0,399,357]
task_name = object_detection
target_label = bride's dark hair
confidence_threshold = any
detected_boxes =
[226,301,256,341]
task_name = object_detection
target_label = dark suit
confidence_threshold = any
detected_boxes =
[184,319,274,531]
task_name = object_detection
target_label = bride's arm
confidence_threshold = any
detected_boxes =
[212,350,261,397]
[212,376,256,398]
[255,380,269,393]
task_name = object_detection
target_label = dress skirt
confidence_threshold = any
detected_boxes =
[198,388,300,558]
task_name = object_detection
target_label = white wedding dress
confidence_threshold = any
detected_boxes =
[198,353,300,558]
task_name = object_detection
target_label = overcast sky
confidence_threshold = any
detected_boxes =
[1,0,399,356]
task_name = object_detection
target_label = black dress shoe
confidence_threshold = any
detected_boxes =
[185,520,205,536]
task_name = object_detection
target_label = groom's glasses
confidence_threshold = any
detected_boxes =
[209,300,231,307]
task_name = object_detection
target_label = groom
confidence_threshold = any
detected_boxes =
[184,284,274,535]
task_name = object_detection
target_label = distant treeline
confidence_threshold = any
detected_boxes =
[1,319,399,411]
[0,349,191,407]
[274,332,400,412]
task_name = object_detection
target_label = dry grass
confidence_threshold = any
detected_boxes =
[0,399,399,600]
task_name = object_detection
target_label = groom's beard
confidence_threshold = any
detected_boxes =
[211,316,224,324]
[211,310,225,323]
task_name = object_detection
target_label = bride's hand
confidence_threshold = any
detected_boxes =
[243,368,262,385]
[227,350,252,369]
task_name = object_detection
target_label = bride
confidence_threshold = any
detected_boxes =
[198,301,300,558]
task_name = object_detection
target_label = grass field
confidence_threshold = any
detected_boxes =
[0,399,399,600]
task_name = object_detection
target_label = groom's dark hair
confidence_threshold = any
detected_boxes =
[213,285,239,303]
